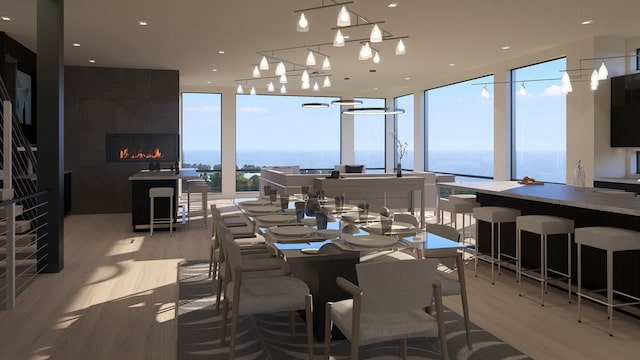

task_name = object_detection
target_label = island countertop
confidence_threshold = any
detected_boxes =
[438,181,640,216]
[128,168,200,181]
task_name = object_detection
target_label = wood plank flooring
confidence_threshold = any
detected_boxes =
[0,202,638,359]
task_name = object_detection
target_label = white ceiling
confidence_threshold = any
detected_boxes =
[2,0,640,97]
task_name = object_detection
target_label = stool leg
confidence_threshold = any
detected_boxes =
[578,243,582,323]
[462,213,466,243]
[187,191,191,227]
[541,234,546,306]
[567,233,572,303]
[169,195,173,237]
[518,228,522,295]
[150,196,154,237]
[474,218,479,278]
[497,221,502,276]
[607,249,613,336]
[490,222,495,285]
[202,191,208,228]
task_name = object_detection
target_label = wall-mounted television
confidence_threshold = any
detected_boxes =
[611,73,640,147]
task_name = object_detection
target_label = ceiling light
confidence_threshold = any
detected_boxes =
[280,84,287,94]
[388,2,398,8]
[590,69,599,90]
[581,20,594,25]
[448,63,455,67]
[252,66,261,78]
[373,51,381,64]
[250,86,256,95]
[395,39,406,55]
[334,30,345,47]
[404,77,410,80]
[501,46,511,50]
[72,43,81,47]
[218,50,225,54]
[306,51,316,66]
[481,86,490,98]
[259,56,270,70]
[267,82,275,92]
[322,57,331,70]
[598,61,608,80]
[561,72,573,94]
[275,61,286,76]
[301,70,310,83]
[337,5,351,27]
[313,82,320,91]
[207,81,211,84]
[519,82,527,96]
[370,24,383,43]
[297,13,309,32]
[342,107,405,115]
[237,84,244,94]
[279,73,288,84]
[301,80,310,89]
[88,59,96,63]
[359,42,373,60]
[302,103,329,108]
[323,76,332,88]
[1,16,11,21]
[211,68,218,72]
[332,99,364,106]
[137,20,148,26]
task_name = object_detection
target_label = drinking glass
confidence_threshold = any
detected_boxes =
[316,211,328,230]
[263,185,271,198]
[269,189,277,205]
[294,201,306,222]
[279,194,289,211]
[380,217,393,235]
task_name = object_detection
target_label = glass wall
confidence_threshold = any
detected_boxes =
[181,92,222,192]
[236,94,341,191]
[425,75,494,178]
[394,94,414,170]
[511,58,567,183]
[353,97,385,171]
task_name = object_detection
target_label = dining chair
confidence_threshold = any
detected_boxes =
[424,223,472,350]
[324,259,448,359]
[393,213,419,227]
[220,233,314,359]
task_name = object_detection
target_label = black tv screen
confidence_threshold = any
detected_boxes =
[611,73,640,147]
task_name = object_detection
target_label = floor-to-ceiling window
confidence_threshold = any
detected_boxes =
[394,94,414,170]
[236,94,341,191]
[353,97,385,172]
[425,75,494,178]
[511,58,567,183]
[181,92,222,192]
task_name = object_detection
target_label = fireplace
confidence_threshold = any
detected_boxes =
[106,133,179,162]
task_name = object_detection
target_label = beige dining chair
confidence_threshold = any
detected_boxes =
[220,233,314,360]
[393,213,419,227]
[324,259,448,359]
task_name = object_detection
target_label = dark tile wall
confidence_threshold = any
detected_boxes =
[64,66,179,214]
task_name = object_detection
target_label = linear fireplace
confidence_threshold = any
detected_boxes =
[106,133,179,162]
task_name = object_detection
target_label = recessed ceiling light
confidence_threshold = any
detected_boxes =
[1,16,11,21]
[448,63,455,67]
[207,81,211,84]
[343,35,350,39]
[211,68,218,72]
[388,2,399,8]
[404,77,410,80]
[137,20,148,26]
[373,87,379,90]
[218,50,225,54]
[581,20,593,25]
[72,43,81,47]
[88,59,96,63]
[501,46,511,50]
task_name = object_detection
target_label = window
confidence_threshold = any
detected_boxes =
[511,58,567,183]
[181,92,222,192]
[236,94,341,191]
[425,75,494,178]
[394,94,414,170]
[353,97,385,171]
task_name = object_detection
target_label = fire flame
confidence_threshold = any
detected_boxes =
[119,147,163,160]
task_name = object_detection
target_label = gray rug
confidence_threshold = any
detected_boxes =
[177,260,531,359]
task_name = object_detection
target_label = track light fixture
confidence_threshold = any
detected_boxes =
[370,24,383,43]
[280,84,287,94]
[306,51,316,66]
[250,86,256,95]
[297,13,309,32]
[561,72,573,94]
[481,85,490,98]
[267,81,275,92]
[519,82,527,96]
[279,73,288,84]
[323,76,331,87]
[337,5,351,26]
[252,66,261,78]
[301,70,310,83]
[236,84,244,94]
[259,56,270,70]
[334,29,345,47]
[590,69,599,90]
[322,56,331,70]
[395,39,406,55]
[598,61,608,80]
[275,61,286,76]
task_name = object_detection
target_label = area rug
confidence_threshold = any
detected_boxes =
[177,260,531,360]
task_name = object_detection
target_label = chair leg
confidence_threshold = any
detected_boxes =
[289,311,296,336]
[400,338,407,359]
[456,254,472,350]
[220,299,229,346]
[229,301,239,359]
[208,248,214,278]
[434,287,449,360]
[324,302,333,358]
[305,295,314,360]
[215,276,223,314]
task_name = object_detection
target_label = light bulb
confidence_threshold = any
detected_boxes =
[252,65,260,78]
[306,51,316,66]
[322,57,331,70]
[334,30,345,47]
[370,24,383,43]
[280,84,287,94]
[301,70,310,83]
[561,72,573,94]
[373,51,380,64]
[519,83,527,96]
[301,80,310,89]
[481,86,490,98]
[267,82,275,92]
[323,76,331,88]
[590,69,599,90]
[313,82,319,91]
[275,61,286,76]
[250,86,256,95]
[598,61,608,80]
[259,56,269,70]
[395,39,406,55]
[279,73,287,84]
[236,84,244,94]
[297,13,309,32]
[337,5,351,26]
[358,42,372,60]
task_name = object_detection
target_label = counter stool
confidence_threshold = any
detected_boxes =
[149,187,174,237]
[516,215,574,306]
[187,179,208,228]
[473,206,521,284]
[575,226,640,336]
[439,195,479,243]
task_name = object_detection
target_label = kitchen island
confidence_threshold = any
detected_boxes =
[128,169,200,231]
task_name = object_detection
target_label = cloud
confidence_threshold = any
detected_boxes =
[238,106,268,113]
[541,85,565,97]
[184,105,221,112]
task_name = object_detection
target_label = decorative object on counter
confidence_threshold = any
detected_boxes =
[390,132,408,177]
[518,176,543,185]
[174,160,179,174]
[573,160,586,190]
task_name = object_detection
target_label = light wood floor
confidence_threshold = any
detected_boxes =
[0,202,639,359]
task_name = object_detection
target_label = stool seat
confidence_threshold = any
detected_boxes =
[439,198,480,242]
[450,194,477,202]
[474,206,520,224]
[187,180,209,228]
[149,187,174,237]
[575,226,640,251]
[517,215,574,235]
[473,206,521,284]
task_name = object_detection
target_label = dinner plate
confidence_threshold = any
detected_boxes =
[364,222,416,234]
[345,234,398,247]
[270,226,317,237]
[257,214,296,223]
[318,229,341,239]
[239,199,270,206]
[248,205,281,213]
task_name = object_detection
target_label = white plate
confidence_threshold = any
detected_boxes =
[345,234,398,247]
[257,214,296,222]
[365,222,415,234]
[248,205,282,213]
[270,226,317,237]
[240,199,270,206]
[300,248,320,254]
[318,229,341,239]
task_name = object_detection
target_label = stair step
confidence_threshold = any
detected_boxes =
[0,245,37,256]
[0,220,31,234]
[0,258,37,269]
[0,205,24,218]
[0,234,37,247]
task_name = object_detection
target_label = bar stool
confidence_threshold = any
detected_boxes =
[149,187,174,237]
[439,195,479,243]
[187,179,208,228]
[473,206,521,284]
[575,226,640,336]
[516,215,574,306]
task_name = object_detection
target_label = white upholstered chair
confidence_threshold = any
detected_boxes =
[393,213,419,227]
[220,233,314,359]
[324,259,448,359]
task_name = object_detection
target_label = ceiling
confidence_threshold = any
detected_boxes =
[2,0,640,97]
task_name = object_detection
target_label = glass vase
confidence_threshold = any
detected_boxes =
[396,163,402,177]
[573,160,585,190]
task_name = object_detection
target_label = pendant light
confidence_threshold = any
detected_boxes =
[370,24,383,43]
[322,57,331,70]
[590,69,599,90]
[481,86,490,98]
[306,51,316,66]
[519,82,527,96]
[313,82,319,91]
[301,70,310,83]
[267,81,275,92]
[301,80,310,89]
[296,13,309,32]
[359,42,372,60]
[279,73,288,84]
[252,65,261,78]
[280,84,287,94]
[250,86,256,95]
[323,76,331,88]
[333,30,345,47]
[275,61,286,76]
[373,51,380,64]
[561,72,573,94]
[395,39,406,55]
[598,61,608,80]
[236,84,244,94]
[259,56,270,70]
[337,5,351,27]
